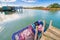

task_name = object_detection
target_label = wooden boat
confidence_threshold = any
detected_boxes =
[12,20,49,40]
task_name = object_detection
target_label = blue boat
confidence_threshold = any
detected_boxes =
[12,20,49,40]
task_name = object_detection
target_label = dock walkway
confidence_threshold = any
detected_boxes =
[40,21,60,40]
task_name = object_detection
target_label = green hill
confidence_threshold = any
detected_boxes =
[47,3,60,8]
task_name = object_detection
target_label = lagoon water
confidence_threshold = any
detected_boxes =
[0,9,60,40]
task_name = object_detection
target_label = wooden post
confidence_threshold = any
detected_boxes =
[34,26,38,40]
[42,20,45,36]
[49,20,52,28]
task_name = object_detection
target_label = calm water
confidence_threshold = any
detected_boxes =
[0,9,60,40]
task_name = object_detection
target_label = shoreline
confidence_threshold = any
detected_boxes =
[24,8,60,10]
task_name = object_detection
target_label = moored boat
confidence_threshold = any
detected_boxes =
[12,20,48,40]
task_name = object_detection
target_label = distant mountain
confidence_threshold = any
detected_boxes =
[47,3,60,8]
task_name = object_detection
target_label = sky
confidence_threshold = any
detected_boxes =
[0,0,60,7]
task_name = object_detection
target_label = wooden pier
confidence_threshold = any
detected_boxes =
[40,20,60,40]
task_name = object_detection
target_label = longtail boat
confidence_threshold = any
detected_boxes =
[12,20,49,40]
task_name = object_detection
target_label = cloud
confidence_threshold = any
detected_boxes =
[0,0,16,2]
[22,0,36,3]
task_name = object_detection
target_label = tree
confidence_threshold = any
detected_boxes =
[47,3,60,8]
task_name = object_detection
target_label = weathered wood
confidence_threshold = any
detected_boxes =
[40,20,60,40]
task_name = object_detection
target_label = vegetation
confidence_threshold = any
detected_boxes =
[47,3,60,8]
[24,6,44,9]
[24,3,60,10]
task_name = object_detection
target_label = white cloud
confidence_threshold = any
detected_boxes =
[22,0,36,3]
[0,0,16,2]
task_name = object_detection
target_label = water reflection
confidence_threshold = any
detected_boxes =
[0,9,35,23]
[0,25,5,32]
[48,10,58,14]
